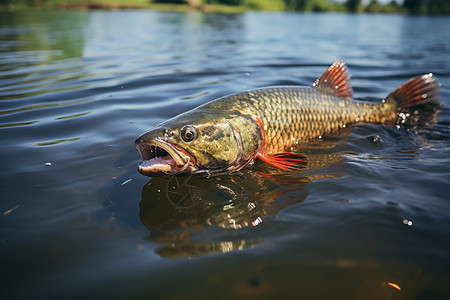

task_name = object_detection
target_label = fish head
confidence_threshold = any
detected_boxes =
[135,109,263,176]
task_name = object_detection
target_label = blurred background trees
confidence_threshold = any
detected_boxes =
[2,0,450,14]
[153,0,450,14]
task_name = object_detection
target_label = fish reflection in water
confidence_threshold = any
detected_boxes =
[139,150,345,258]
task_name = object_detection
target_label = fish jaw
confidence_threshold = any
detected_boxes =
[135,138,197,176]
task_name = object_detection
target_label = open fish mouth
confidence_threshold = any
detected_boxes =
[136,138,194,176]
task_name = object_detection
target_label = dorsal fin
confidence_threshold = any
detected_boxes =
[312,60,353,99]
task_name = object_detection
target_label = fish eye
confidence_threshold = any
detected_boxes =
[181,125,197,142]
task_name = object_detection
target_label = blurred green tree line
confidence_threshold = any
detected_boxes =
[1,0,450,14]
[158,0,450,14]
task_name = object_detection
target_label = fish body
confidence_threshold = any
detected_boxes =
[199,86,395,155]
[136,61,441,176]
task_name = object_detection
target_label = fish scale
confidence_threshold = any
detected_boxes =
[207,87,397,155]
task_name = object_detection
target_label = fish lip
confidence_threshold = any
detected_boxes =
[136,138,195,176]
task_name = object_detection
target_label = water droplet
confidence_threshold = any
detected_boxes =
[368,135,382,146]
[402,219,413,226]
[45,162,52,166]
[252,217,262,227]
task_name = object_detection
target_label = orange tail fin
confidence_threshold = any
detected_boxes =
[387,73,441,125]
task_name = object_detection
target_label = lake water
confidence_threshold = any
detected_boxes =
[1,10,450,299]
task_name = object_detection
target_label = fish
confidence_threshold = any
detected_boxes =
[135,60,441,177]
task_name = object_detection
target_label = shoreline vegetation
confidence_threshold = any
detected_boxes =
[1,0,449,14]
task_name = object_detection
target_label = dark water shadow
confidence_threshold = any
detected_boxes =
[139,149,346,258]
[140,171,305,258]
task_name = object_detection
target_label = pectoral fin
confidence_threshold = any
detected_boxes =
[256,152,308,170]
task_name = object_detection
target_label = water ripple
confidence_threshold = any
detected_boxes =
[0,98,90,116]
[34,137,81,147]
[1,10,449,300]
[0,120,38,128]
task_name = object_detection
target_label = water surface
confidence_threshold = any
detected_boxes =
[1,10,450,299]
